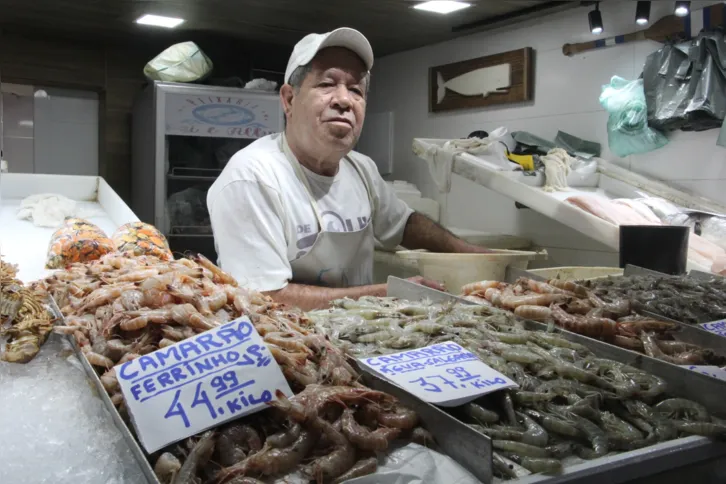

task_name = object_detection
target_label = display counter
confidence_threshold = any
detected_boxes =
[0,173,146,483]
[0,173,138,282]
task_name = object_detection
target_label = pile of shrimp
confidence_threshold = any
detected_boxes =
[461,278,726,367]
[33,252,428,483]
[309,296,726,479]
[0,256,55,363]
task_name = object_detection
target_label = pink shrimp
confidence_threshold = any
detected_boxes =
[500,293,568,310]
[513,305,552,321]
[519,278,570,295]
[462,280,500,296]
[120,309,172,331]
[194,253,238,286]
[547,278,589,297]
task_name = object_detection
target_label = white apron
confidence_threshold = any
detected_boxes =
[281,134,376,288]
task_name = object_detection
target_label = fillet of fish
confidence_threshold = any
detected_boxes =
[437,63,511,104]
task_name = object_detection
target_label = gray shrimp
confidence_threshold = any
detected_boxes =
[654,398,711,422]
[266,423,302,448]
[523,409,581,439]
[673,421,726,437]
[502,392,519,427]
[513,391,557,405]
[332,457,378,484]
[172,431,216,484]
[568,414,608,458]
[218,427,318,481]
[464,402,499,424]
[492,440,551,458]
[472,424,526,441]
[492,452,532,479]
[501,348,543,365]
[517,412,549,447]
[503,453,563,475]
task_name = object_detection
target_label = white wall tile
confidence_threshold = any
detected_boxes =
[33,87,99,176]
[1,92,34,139]
[3,137,34,173]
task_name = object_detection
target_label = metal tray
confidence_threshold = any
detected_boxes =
[503,266,726,356]
[51,295,487,484]
[361,371,492,483]
[386,277,726,484]
[47,298,161,484]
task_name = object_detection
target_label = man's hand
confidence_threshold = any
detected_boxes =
[401,212,495,254]
[407,276,447,292]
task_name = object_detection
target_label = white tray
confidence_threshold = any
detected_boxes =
[413,138,726,274]
[0,174,138,282]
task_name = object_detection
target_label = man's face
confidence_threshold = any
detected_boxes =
[283,47,368,156]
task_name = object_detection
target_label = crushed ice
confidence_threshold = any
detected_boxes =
[0,334,146,484]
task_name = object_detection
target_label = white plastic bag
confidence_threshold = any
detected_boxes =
[143,41,213,83]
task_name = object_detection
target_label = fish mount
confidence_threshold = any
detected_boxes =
[429,47,534,113]
[562,2,724,57]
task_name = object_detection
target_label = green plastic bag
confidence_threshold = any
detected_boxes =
[599,76,669,157]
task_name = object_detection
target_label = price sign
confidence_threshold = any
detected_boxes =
[699,320,726,338]
[681,365,726,382]
[116,316,292,452]
[358,342,518,407]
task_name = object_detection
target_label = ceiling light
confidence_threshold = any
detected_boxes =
[589,2,603,34]
[136,14,185,28]
[413,1,471,14]
[636,1,650,25]
[674,1,690,17]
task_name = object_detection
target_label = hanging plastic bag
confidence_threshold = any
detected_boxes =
[643,30,726,132]
[144,41,213,83]
[599,76,669,157]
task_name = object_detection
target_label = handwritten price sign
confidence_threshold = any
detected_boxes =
[700,320,726,338]
[359,342,518,407]
[116,316,292,452]
[681,365,726,382]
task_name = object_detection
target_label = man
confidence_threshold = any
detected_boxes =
[208,27,490,310]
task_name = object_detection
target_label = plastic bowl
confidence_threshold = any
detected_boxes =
[396,249,546,293]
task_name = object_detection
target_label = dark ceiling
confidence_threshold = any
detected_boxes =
[0,0,583,57]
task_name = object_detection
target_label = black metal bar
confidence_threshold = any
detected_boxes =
[452,1,591,33]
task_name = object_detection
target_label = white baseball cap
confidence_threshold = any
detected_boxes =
[284,27,374,84]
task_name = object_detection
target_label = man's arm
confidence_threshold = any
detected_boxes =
[265,283,387,311]
[401,212,493,253]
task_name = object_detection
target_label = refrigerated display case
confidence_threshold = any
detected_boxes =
[131,81,282,259]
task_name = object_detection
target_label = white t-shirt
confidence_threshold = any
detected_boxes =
[207,133,413,292]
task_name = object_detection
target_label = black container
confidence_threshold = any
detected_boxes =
[619,225,689,275]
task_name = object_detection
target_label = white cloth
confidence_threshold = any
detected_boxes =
[16,193,100,228]
[207,133,413,292]
[423,128,509,194]
[541,148,574,192]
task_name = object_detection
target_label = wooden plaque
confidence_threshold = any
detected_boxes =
[429,47,534,113]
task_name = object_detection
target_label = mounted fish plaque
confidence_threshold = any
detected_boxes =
[429,47,534,113]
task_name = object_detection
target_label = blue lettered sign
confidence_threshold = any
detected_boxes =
[358,342,518,407]
[700,320,726,338]
[116,316,292,452]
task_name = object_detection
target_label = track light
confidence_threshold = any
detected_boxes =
[636,1,651,25]
[589,2,603,34]
[674,1,690,17]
